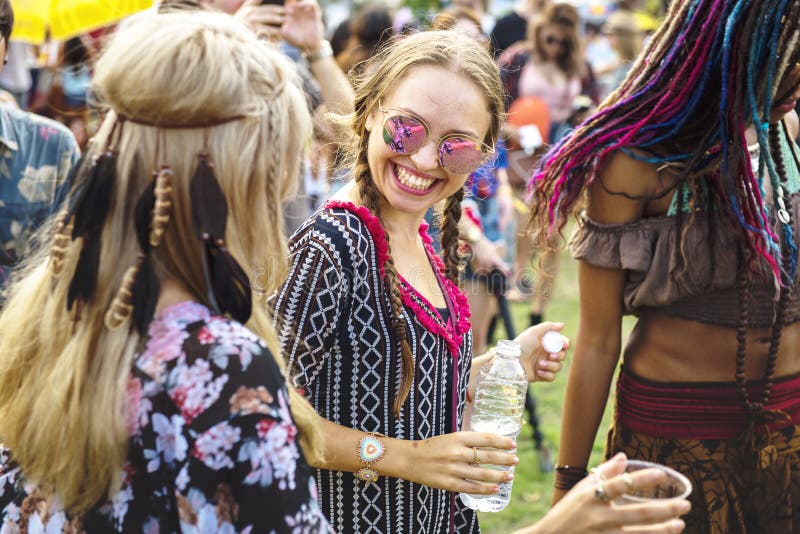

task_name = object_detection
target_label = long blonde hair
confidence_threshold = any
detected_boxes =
[0,11,318,512]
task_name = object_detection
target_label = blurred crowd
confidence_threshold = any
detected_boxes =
[0,0,663,408]
[4,0,798,531]
[1,0,664,331]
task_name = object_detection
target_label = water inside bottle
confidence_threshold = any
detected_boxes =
[459,346,528,513]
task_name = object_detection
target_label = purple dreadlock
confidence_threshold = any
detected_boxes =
[529,0,800,284]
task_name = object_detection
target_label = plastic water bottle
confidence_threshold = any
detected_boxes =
[459,339,528,512]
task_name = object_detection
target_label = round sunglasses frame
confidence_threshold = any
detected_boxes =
[378,102,495,175]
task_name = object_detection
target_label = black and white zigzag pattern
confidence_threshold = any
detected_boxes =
[273,207,479,534]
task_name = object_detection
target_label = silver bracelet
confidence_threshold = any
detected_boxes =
[304,40,333,64]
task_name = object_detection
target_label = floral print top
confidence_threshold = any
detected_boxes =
[0,301,330,533]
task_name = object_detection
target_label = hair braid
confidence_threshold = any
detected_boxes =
[354,141,415,417]
[49,210,74,276]
[734,124,794,414]
[440,187,465,285]
[148,167,173,247]
[104,259,141,329]
[105,167,174,330]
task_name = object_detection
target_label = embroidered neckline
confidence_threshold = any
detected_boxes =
[325,200,471,356]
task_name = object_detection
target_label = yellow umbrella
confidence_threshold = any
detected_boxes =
[10,0,155,44]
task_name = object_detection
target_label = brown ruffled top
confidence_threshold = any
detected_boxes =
[568,192,800,328]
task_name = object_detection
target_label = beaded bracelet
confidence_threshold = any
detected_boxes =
[355,432,386,483]
[554,465,588,491]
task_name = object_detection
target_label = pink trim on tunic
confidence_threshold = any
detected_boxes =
[325,200,472,357]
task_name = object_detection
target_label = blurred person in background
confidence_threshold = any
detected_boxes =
[28,36,94,149]
[336,4,393,78]
[0,10,329,531]
[450,0,494,35]
[0,0,80,300]
[490,0,550,60]
[584,19,618,91]
[212,0,353,114]
[502,3,584,145]
[501,2,585,325]
[432,6,488,46]
[0,41,33,108]
[595,10,644,100]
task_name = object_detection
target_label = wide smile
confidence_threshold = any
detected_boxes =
[392,163,439,196]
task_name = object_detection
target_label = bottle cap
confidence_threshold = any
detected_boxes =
[541,331,564,353]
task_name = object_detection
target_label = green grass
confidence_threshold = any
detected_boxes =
[476,251,635,534]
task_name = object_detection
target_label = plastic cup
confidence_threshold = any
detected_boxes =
[615,460,692,503]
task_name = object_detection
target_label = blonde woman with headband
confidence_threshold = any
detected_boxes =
[0,9,329,532]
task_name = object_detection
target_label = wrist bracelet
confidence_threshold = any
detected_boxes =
[554,465,588,490]
[303,40,333,64]
[355,432,386,483]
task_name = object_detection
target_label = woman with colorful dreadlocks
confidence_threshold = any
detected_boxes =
[532,1,800,532]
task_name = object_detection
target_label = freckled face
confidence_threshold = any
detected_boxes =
[363,65,491,220]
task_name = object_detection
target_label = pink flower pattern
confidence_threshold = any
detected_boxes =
[0,301,329,533]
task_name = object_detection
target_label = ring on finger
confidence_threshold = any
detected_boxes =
[594,478,611,502]
[472,446,482,466]
[622,472,634,492]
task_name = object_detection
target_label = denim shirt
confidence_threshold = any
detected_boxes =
[0,105,79,288]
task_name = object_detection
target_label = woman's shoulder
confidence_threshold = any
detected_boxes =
[135,302,283,392]
[588,148,677,223]
[290,201,387,270]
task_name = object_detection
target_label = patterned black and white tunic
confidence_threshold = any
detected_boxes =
[272,201,479,534]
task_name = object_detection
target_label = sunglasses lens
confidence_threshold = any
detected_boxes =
[439,137,485,174]
[546,36,568,47]
[383,115,426,155]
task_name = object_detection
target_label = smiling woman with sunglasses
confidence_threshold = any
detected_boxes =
[270,29,692,534]
[271,30,569,533]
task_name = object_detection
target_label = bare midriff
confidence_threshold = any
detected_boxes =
[624,312,800,382]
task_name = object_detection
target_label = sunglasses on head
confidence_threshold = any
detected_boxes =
[545,35,571,48]
[379,103,494,175]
